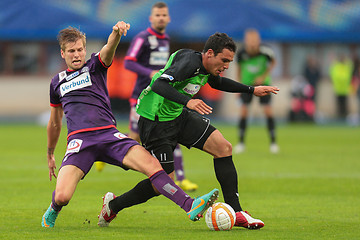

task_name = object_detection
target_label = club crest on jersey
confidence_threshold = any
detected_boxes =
[65,139,83,154]
[59,71,67,81]
[60,72,92,97]
[81,66,89,73]
[183,83,200,95]
[148,35,158,49]
[114,132,128,139]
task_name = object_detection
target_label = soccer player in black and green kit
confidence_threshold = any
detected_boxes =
[234,28,279,154]
[106,32,279,229]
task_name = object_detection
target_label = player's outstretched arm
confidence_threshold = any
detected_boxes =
[47,106,63,181]
[253,86,280,97]
[100,21,130,66]
[208,76,254,93]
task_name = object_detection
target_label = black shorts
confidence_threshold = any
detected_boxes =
[240,92,271,105]
[138,108,216,173]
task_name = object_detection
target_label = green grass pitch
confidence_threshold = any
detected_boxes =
[0,123,359,239]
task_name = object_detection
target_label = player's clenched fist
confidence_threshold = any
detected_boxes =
[113,21,130,36]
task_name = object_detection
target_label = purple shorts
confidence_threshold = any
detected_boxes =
[60,127,139,178]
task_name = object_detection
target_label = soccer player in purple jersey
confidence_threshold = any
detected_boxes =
[41,21,219,228]
[124,2,198,191]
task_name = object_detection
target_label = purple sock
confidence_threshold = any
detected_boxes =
[150,170,193,212]
[174,144,185,181]
[51,190,63,212]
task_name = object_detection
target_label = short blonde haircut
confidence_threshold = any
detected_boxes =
[57,27,86,51]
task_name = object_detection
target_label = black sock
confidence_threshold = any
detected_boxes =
[109,179,158,213]
[267,117,276,143]
[213,156,242,212]
[238,118,247,143]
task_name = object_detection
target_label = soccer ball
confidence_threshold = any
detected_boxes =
[205,202,236,231]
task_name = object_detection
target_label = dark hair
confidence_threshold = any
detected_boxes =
[57,27,86,51]
[152,2,168,9]
[203,32,236,55]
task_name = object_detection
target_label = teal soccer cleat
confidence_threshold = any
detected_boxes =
[41,204,59,228]
[187,188,219,221]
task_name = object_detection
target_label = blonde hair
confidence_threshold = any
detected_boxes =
[57,27,86,51]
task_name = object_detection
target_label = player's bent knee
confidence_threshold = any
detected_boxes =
[55,191,71,206]
[219,140,232,157]
[205,130,233,158]
[210,141,232,158]
[215,140,232,158]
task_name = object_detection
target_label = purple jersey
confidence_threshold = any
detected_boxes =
[49,53,116,136]
[125,27,170,100]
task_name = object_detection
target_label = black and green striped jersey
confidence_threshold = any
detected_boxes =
[136,49,212,121]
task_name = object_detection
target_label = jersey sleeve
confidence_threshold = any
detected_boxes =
[124,35,153,76]
[125,36,145,62]
[159,50,199,82]
[49,79,61,107]
[94,52,111,69]
[208,75,254,93]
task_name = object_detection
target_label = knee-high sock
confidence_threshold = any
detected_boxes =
[149,170,194,212]
[109,179,158,214]
[173,144,185,181]
[239,118,247,143]
[213,156,242,212]
[267,117,276,143]
[110,170,193,213]
[51,190,66,212]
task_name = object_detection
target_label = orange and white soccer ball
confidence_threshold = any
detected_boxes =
[205,202,236,231]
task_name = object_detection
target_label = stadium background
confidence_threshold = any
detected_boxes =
[0,0,359,124]
[1,1,360,239]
